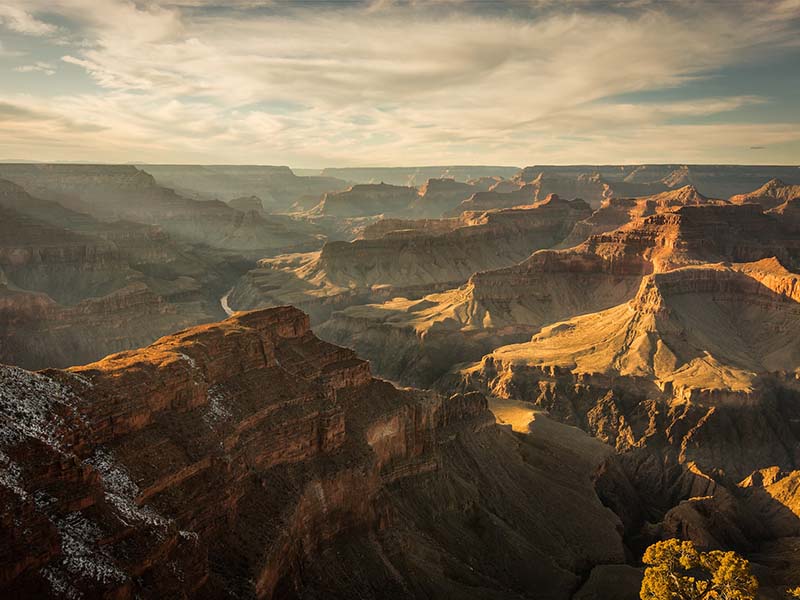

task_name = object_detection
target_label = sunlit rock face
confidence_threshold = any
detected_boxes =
[321,199,800,387]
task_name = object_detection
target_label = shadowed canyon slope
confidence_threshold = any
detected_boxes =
[0,178,253,369]
[0,307,627,599]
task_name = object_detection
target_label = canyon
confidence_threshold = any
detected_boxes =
[320,191,800,386]
[2,163,800,599]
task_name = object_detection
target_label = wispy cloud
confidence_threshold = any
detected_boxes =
[14,61,56,75]
[0,0,798,164]
[0,4,56,36]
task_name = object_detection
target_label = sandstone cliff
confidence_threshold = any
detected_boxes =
[557,185,726,249]
[451,259,800,577]
[0,307,626,599]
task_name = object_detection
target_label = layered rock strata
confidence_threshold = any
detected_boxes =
[0,307,626,599]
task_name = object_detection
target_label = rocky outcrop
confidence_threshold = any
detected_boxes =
[451,259,800,575]
[730,178,800,210]
[558,185,726,248]
[0,307,626,599]
[310,182,420,217]
[578,203,800,273]
[229,196,591,323]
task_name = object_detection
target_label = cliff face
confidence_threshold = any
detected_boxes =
[579,203,800,273]
[557,185,725,249]
[412,177,478,216]
[0,307,626,599]
[447,183,538,215]
[311,183,421,218]
[229,196,591,323]
[453,259,800,564]
[0,165,323,255]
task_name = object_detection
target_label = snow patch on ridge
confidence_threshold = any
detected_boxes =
[203,384,232,428]
[86,448,169,528]
[0,365,83,450]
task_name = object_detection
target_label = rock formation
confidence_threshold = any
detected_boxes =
[450,258,800,579]
[446,183,537,215]
[229,196,591,323]
[558,185,725,248]
[412,177,478,216]
[321,200,799,387]
[729,178,800,210]
[309,182,421,218]
[0,307,627,599]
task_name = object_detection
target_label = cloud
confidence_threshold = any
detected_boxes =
[13,61,56,75]
[0,4,56,35]
[0,0,798,164]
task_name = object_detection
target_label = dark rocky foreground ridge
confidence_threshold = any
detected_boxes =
[0,307,630,599]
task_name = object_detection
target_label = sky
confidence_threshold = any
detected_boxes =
[0,0,798,167]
